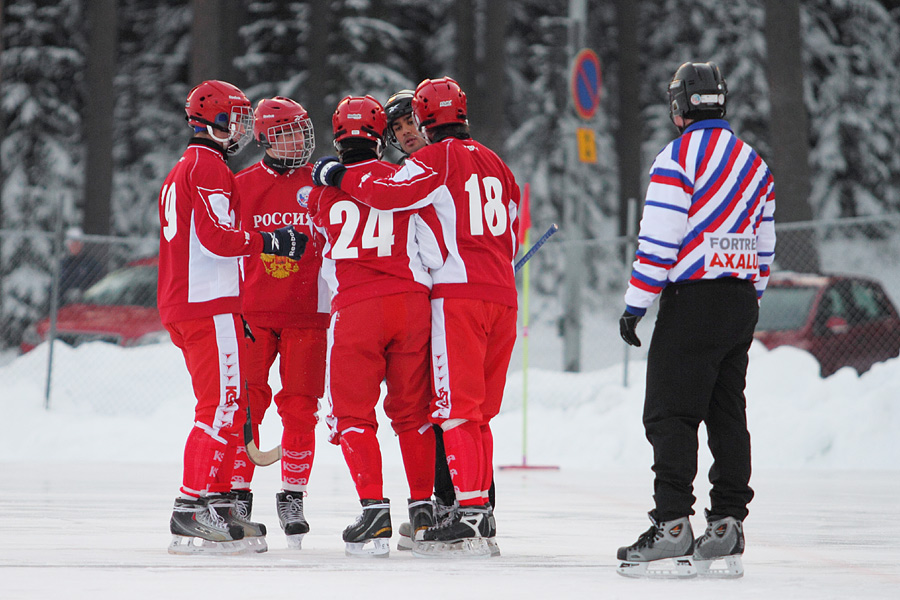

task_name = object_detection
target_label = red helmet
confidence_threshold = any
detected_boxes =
[184,80,253,154]
[332,95,387,147]
[253,97,315,168]
[412,77,467,131]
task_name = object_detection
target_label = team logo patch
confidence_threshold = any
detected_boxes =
[262,253,300,279]
[690,93,702,105]
[297,185,312,208]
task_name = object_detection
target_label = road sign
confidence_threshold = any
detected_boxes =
[571,48,602,120]
[576,127,597,163]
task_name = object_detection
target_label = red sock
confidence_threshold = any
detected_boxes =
[282,428,315,492]
[209,431,239,494]
[340,427,383,500]
[480,423,494,504]
[231,442,256,490]
[441,421,484,507]
[181,426,228,497]
[398,426,436,500]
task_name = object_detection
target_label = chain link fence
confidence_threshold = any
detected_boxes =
[2,214,900,412]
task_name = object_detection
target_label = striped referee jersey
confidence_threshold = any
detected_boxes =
[624,119,776,315]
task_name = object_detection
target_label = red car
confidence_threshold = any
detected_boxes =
[21,257,164,353]
[754,272,900,376]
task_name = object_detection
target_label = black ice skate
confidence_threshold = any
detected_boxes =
[208,492,267,553]
[485,502,500,557]
[397,498,434,551]
[343,498,392,557]
[276,490,310,549]
[413,504,491,558]
[616,514,696,578]
[168,496,247,555]
[693,513,745,578]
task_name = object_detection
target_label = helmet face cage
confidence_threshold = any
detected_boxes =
[668,62,727,125]
[227,105,254,155]
[332,95,387,150]
[383,90,414,150]
[254,97,316,168]
[412,77,467,133]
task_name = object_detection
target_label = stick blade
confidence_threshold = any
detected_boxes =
[246,441,281,466]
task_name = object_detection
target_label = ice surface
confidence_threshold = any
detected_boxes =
[1,339,899,598]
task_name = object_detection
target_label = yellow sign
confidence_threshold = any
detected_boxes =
[577,128,597,163]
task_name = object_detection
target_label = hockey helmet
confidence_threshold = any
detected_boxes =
[184,80,254,155]
[253,97,315,168]
[412,77,467,132]
[667,62,727,126]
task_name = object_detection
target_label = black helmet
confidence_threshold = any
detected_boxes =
[383,89,414,150]
[668,62,727,127]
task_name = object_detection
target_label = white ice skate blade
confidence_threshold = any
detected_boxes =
[244,535,268,553]
[487,537,501,557]
[694,554,744,578]
[616,556,697,579]
[412,537,491,559]
[345,538,390,558]
[285,533,306,549]
[167,535,250,556]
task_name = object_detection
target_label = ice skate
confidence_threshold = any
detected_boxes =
[343,499,392,557]
[168,496,248,555]
[208,492,267,553]
[276,490,310,549]
[616,514,696,578]
[397,499,434,551]
[485,503,500,557]
[413,504,491,558]
[693,514,745,578]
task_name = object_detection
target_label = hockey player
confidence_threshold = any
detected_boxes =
[307,95,446,558]
[313,77,520,557]
[232,97,330,550]
[384,88,457,552]
[616,62,776,578]
[384,89,427,157]
[160,80,307,555]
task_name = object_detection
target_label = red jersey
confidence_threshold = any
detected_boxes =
[308,159,445,312]
[339,137,521,308]
[157,138,263,324]
[235,160,330,329]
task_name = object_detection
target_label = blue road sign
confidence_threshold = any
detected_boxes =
[571,49,602,120]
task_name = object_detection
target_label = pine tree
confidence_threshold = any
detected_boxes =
[1,0,84,346]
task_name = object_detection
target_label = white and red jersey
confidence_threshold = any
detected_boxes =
[308,159,446,312]
[157,138,263,325]
[235,160,330,329]
[339,137,521,308]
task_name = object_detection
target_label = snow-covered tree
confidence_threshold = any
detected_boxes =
[1,0,83,345]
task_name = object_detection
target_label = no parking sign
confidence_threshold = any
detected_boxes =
[570,48,602,120]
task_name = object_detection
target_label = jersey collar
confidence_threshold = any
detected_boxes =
[683,119,732,135]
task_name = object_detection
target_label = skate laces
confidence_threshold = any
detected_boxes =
[199,504,228,530]
[633,525,663,549]
[280,495,305,522]
[234,499,251,519]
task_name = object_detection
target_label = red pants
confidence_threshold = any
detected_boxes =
[326,292,435,500]
[166,314,246,497]
[430,297,517,424]
[429,298,516,506]
[233,324,326,493]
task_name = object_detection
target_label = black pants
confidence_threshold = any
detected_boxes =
[643,278,757,522]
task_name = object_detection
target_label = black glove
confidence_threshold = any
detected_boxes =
[312,156,346,187]
[260,226,308,260]
[619,310,643,347]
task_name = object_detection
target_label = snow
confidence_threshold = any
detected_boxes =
[1,338,899,598]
